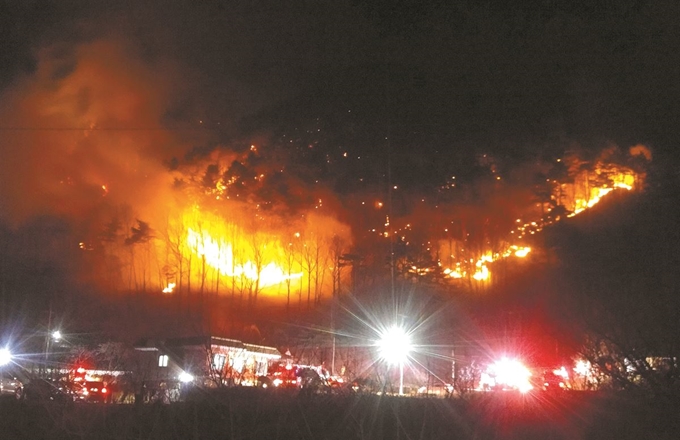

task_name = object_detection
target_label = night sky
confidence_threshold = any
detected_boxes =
[2,0,678,165]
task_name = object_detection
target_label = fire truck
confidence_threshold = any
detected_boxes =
[257,363,300,388]
[257,362,347,394]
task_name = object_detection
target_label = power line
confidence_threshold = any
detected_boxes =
[0,126,218,132]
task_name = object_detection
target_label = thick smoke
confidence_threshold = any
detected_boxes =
[0,0,299,225]
[0,22,354,303]
[0,39,193,224]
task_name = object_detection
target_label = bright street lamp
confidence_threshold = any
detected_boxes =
[377,325,412,395]
[44,328,64,378]
[0,347,12,366]
[178,371,194,383]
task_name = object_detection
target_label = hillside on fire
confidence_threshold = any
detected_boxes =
[0,137,663,347]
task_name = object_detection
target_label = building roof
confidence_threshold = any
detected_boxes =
[211,337,247,350]
[133,335,280,359]
[243,343,282,359]
[132,338,161,351]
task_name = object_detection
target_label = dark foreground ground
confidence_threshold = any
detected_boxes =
[1,389,679,440]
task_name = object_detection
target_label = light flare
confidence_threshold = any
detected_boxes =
[553,366,569,379]
[0,348,11,366]
[377,325,412,365]
[574,359,592,376]
[178,372,194,383]
[487,357,533,393]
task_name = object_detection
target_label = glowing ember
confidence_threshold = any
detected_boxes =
[472,262,490,281]
[162,283,176,293]
[444,247,529,282]
[443,266,464,279]
[513,246,531,258]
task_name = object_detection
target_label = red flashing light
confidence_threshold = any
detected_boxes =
[101,387,108,394]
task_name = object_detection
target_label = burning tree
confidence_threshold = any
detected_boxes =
[78,144,354,307]
[381,145,652,292]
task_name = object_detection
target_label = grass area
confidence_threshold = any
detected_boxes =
[1,389,679,439]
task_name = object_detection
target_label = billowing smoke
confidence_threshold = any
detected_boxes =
[0,25,354,305]
[0,39,192,224]
[0,0,298,224]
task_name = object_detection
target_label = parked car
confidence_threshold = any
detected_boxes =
[0,371,23,399]
[257,363,300,389]
[540,371,569,392]
[81,381,111,403]
[56,380,86,401]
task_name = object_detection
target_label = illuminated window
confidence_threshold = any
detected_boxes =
[231,356,244,372]
[213,354,226,371]
[158,354,169,367]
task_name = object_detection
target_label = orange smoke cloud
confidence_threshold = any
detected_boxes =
[0,40,190,224]
[0,37,355,300]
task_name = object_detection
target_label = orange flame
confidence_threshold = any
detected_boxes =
[186,227,303,289]
[437,152,644,284]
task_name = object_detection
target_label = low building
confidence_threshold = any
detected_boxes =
[133,335,281,400]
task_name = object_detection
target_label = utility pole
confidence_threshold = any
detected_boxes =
[44,304,53,379]
[331,299,336,376]
[388,140,395,303]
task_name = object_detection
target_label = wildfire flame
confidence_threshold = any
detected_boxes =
[437,152,644,284]
[441,246,531,282]
[568,181,634,217]
[186,227,303,289]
